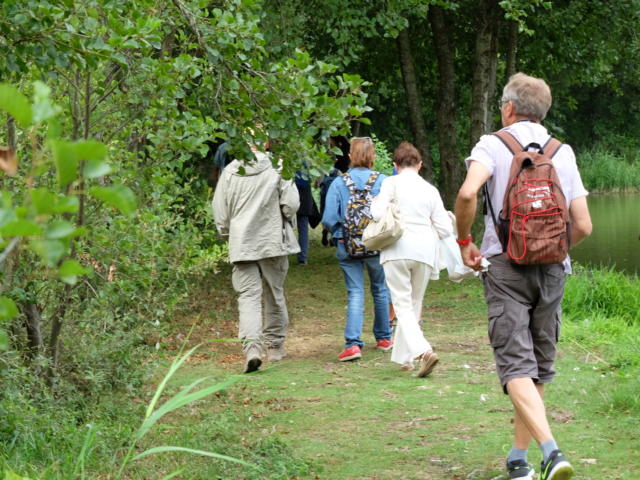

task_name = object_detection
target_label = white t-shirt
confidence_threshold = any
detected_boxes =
[466,120,588,272]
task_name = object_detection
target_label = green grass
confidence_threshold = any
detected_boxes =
[137,235,640,479]
[562,264,640,416]
[4,233,640,479]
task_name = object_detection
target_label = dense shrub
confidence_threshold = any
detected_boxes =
[578,148,640,192]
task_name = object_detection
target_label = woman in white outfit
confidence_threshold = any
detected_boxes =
[370,142,453,376]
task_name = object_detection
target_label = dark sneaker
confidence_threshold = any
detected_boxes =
[243,346,263,373]
[507,459,535,479]
[416,350,439,377]
[540,450,574,480]
[321,229,329,246]
[338,345,362,362]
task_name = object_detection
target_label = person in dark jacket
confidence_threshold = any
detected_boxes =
[294,165,322,265]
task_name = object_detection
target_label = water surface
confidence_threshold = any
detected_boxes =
[570,193,639,274]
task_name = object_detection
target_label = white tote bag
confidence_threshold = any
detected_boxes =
[438,211,479,282]
[362,181,403,251]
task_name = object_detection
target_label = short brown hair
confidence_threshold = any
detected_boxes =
[393,141,422,168]
[349,137,375,168]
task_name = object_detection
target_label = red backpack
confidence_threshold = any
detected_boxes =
[486,130,571,265]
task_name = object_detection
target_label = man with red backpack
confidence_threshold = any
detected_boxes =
[455,73,592,480]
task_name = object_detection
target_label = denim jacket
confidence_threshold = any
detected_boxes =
[321,167,386,240]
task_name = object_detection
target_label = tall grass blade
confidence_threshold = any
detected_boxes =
[145,345,200,419]
[72,425,96,479]
[136,376,239,441]
[131,446,257,468]
[117,344,245,480]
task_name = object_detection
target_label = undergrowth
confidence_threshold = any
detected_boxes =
[563,264,640,413]
[579,149,640,192]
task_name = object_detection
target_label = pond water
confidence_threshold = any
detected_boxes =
[570,193,640,275]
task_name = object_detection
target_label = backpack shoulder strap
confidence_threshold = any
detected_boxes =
[541,136,563,159]
[364,172,380,192]
[492,130,524,155]
[342,173,355,194]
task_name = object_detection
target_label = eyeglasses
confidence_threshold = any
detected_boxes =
[498,98,513,110]
[351,136,373,144]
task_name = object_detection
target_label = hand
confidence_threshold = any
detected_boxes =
[459,242,484,271]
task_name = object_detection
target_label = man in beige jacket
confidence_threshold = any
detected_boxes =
[213,144,300,373]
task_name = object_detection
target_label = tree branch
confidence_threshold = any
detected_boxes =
[0,238,21,267]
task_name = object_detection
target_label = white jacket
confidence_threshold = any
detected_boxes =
[370,170,452,272]
[212,152,300,263]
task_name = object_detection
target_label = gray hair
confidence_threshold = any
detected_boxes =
[501,73,552,121]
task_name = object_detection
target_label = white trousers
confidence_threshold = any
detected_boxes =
[383,259,433,365]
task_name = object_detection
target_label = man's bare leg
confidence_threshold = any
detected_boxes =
[513,382,546,449]
[507,378,553,444]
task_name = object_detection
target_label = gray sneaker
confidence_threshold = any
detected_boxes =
[267,346,287,362]
[540,450,573,480]
[243,345,263,373]
[507,459,535,479]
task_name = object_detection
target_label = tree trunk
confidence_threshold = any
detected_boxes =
[21,302,44,359]
[429,5,463,209]
[469,0,501,149]
[396,27,433,180]
[7,114,16,149]
[47,285,69,380]
[485,27,499,132]
[506,20,518,79]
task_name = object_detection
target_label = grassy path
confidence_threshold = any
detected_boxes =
[141,237,639,480]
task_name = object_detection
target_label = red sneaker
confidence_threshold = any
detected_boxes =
[338,345,362,362]
[376,339,393,351]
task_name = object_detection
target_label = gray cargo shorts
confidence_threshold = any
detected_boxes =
[482,254,566,394]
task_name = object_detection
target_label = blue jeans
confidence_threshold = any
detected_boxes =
[336,240,391,348]
[297,214,309,264]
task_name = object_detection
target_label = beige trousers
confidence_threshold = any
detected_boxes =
[383,259,433,365]
[231,255,289,353]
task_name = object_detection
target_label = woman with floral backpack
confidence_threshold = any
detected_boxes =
[321,137,393,362]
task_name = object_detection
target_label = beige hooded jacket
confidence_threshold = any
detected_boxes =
[212,151,300,263]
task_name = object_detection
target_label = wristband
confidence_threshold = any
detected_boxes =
[456,234,473,246]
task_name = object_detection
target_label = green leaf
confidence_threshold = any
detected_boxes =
[52,140,108,187]
[51,140,79,187]
[30,189,58,214]
[54,196,80,214]
[0,296,19,321]
[89,185,136,214]
[83,158,112,178]
[31,239,67,266]
[75,140,108,161]
[0,220,43,236]
[32,190,80,214]
[32,81,61,124]
[122,38,140,48]
[0,208,17,229]
[45,220,83,239]
[0,84,33,128]
[59,259,90,285]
